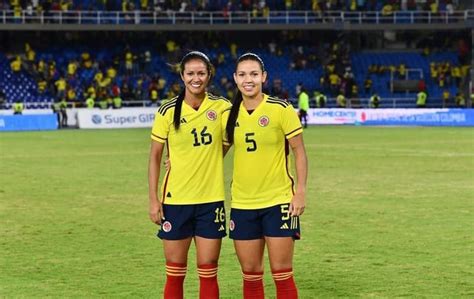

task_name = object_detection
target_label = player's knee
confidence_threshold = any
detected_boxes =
[197,257,219,265]
[269,261,293,272]
[240,262,264,273]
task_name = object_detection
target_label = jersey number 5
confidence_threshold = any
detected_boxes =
[191,126,213,147]
[245,133,257,152]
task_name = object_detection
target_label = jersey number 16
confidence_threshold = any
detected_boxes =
[191,126,213,147]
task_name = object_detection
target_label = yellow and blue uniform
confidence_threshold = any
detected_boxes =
[151,93,231,239]
[229,94,303,240]
[151,93,231,205]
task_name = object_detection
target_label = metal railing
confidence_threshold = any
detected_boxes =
[0,98,455,110]
[0,9,473,25]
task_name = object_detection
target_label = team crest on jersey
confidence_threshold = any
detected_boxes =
[206,110,217,121]
[162,221,172,232]
[258,115,270,127]
[229,220,235,231]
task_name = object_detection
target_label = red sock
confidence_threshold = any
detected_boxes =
[242,270,264,299]
[164,262,187,299]
[197,264,219,299]
[272,268,298,299]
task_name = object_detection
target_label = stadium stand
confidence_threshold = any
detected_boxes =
[0,1,471,109]
[0,0,464,12]
[0,32,470,109]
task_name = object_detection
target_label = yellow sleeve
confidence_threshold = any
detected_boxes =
[151,111,170,143]
[282,105,303,139]
[222,107,231,146]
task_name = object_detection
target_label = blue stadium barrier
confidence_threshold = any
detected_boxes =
[0,114,58,131]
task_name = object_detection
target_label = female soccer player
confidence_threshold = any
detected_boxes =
[148,51,231,299]
[226,53,308,299]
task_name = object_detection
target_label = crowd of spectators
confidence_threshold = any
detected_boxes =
[1,31,471,109]
[0,0,461,15]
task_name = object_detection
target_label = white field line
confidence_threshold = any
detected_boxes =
[0,150,150,159]
[306,144,474,157]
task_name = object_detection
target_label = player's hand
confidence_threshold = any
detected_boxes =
[289,192,305,216]
[149,199,164,225]
[164,158,171,171]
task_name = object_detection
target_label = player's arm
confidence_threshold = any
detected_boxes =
[148,140,165,225]
[288,133,308,216]
[222,105,232,157]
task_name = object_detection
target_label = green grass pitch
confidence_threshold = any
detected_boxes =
[1,126,473,298]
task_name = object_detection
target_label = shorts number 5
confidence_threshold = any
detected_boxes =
[280,204,290,221]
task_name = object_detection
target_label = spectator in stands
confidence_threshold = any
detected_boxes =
[416,90,427,108]
[455,92,465,108]
[398,63,407,79]
[319,74,329,94]
[230,43,238,59]
[381,1,395,22]
[54,75,67,100]
[10,55,22,74]
[133,75,145,101]
[442,89,450,108]
[67,59,78,78]
[329,72,340,96]
[315,91,327,108]
[336,92,346,108]
[24,43,36,71]
[156,74,167,99]
[124,48,135,76]
[36,58,46,78]
[370,94,380,108]
[107,66,117,81]
[66,87,77,107]
[166,81,181,99]
[148,51,229,299]
[13,4,22,23]
[98,88,112,109]
[48,59,58,80]
[13,100,24,115]
[81,51,93,69]
[350,84,361,108]
[37,76,48,94]
[86,84,97,101]
[85,96,95,108]
[113,94,122,109]
[451,65,462,87]
[148,78,160,105]
[119,82,132,102]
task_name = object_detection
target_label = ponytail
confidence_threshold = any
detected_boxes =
[225,90,243,144]
[173,90,186,130]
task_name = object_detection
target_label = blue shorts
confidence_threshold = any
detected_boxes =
[157,201,227,240]
[229,203,301,240]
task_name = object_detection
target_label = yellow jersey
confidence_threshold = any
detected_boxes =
[151,93,231,205]
[231,94,302,209]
